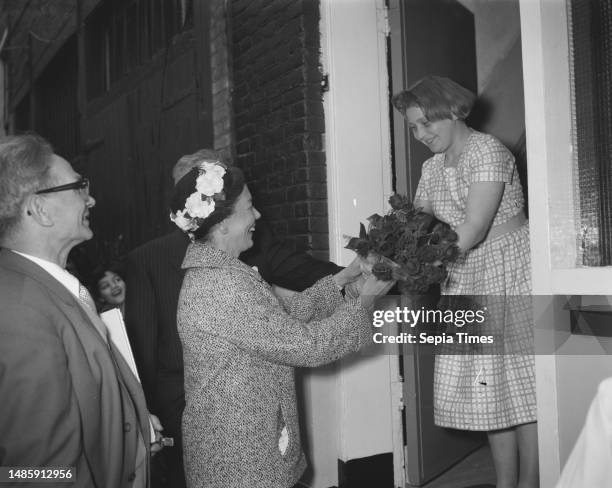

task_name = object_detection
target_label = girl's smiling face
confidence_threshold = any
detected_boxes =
[97,270,126,307]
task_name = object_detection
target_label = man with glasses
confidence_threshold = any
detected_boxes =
[0,134,155,487]
[35,176,90,194]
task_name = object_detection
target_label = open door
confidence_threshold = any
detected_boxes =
[388,0,485,484]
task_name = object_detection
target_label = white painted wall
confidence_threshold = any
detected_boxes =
[457,0,524,149]
[297,1,395,487]
[520,0,612,486]
[458,0,521,92]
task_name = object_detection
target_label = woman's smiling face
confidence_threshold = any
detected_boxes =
[223,185,261,257]
[405,105,456,154]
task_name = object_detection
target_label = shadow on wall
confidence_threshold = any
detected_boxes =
[469,35,529,218]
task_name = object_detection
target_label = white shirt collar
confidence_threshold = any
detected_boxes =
[12,250,80,299]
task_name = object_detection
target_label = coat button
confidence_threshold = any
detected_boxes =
[124,422,131,432]
[127,473,136,482]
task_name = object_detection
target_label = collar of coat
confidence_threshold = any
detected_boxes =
[182,241,263,282]
[0,248,81,308]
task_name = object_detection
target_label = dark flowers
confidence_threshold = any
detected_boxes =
[345,194,461,294]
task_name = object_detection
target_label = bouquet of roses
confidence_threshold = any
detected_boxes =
[345,194,460,294]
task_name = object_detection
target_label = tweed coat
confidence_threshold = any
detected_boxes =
[0,249,151,488]
[178,242,371,488]
[124,225,342,487]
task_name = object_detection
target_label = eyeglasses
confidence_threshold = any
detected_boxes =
[35,178,90,196]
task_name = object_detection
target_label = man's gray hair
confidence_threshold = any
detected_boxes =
[172,148,227,185]
[0,134,54,239]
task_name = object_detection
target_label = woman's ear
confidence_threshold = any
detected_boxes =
[217,222,229,235]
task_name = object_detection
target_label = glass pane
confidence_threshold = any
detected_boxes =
[567,0,612,266]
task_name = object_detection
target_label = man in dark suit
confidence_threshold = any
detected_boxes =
[0,134,157,487]
[124,150,342,488]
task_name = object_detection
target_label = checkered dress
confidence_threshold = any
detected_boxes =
[415,130,537,430]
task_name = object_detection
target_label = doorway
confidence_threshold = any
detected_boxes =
[388,0,527,485]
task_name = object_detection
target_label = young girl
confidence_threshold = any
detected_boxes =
[92,264,127,314]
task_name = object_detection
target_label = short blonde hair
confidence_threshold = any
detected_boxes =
[392,75,476,121]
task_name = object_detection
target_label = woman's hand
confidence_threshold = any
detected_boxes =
[359,274,396,310]
[332,256,363,289]
[359,253,381,276]
[344,275,366,299]
[333,253,385,290]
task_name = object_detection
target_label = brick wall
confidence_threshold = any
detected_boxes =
[229,0,330,259]
[209,0,233,156]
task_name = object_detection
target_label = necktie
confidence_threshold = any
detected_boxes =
[78,283,110,344]
[78,283,97,312]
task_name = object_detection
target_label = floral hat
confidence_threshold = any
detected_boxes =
[170,161,227,235]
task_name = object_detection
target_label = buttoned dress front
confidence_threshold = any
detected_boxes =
[415,130,536,431]
[177,242,372,488]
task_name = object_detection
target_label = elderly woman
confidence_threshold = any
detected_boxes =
[170,160,392,488]
[392,76,537,488]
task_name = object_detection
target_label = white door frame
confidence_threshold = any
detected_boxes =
[319,0,403,486]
